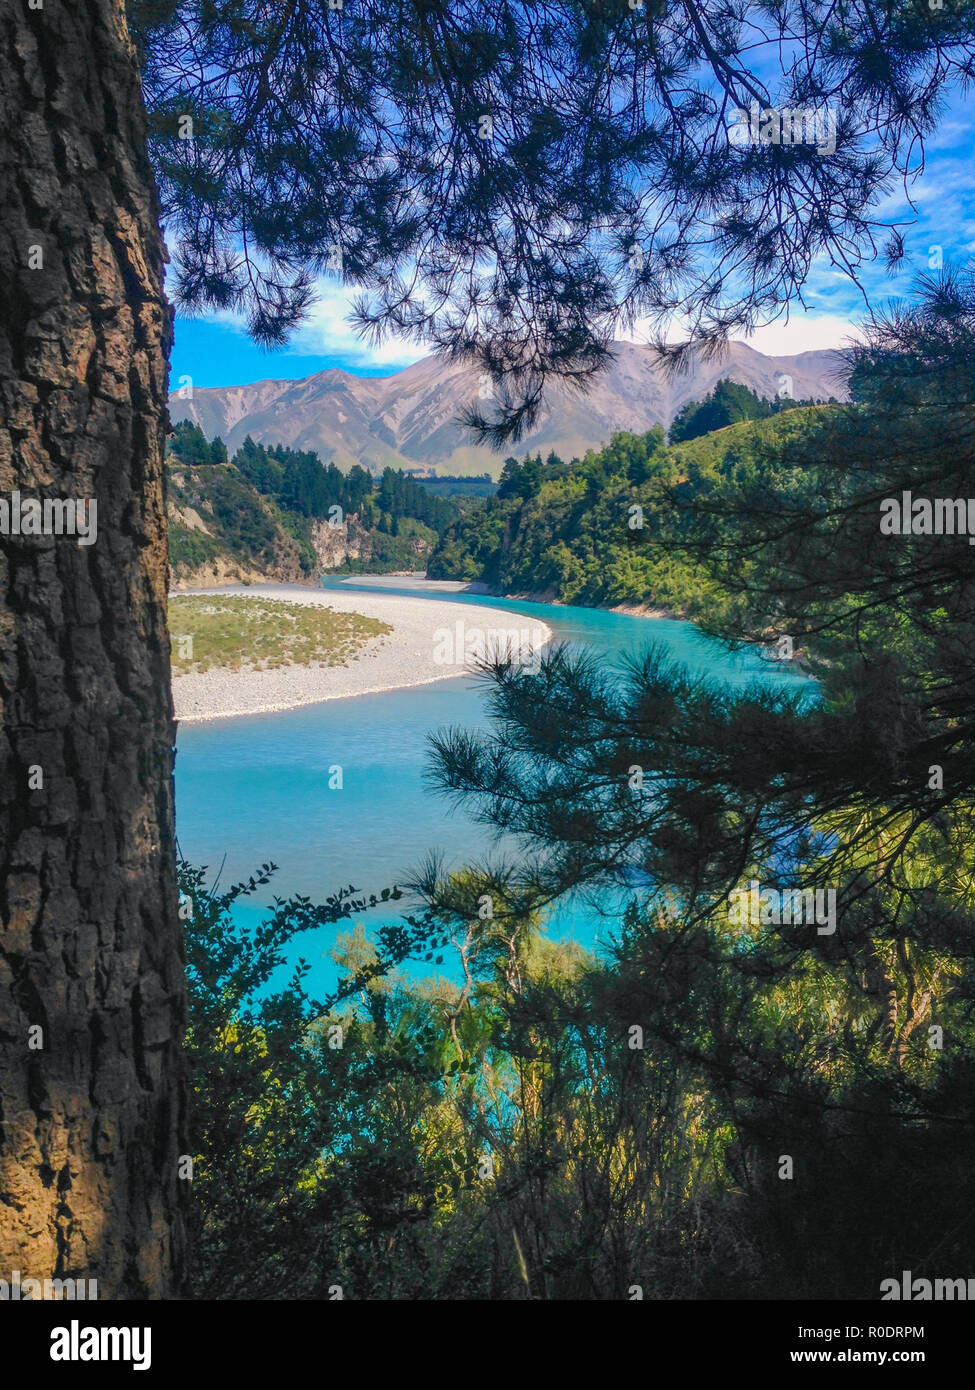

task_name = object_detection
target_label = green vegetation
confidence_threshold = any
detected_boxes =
[428,384,841,610]
[170,386,828,594]
[168,419,229,465]
[182,856,719,1299]
[427,418,785,611]
[168,523,223,575]
[232,436,374,522]
[334,514,440,574]
[182,277,975,1300]
[668,376,834,444]
[168,459,295,574]
[415,473,496,499]
[167,432,461,580]
[373,466,458,532]
[427,408,845,613]
[169,595,390,675]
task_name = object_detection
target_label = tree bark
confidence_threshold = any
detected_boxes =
[0,0,185,1296]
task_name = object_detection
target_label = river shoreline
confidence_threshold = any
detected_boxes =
[383,571,680,621]
[475,587,676,621]
[171,582,553,724]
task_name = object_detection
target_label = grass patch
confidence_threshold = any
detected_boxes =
[169,595,391,675]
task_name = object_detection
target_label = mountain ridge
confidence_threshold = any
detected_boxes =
[169,340,849,475]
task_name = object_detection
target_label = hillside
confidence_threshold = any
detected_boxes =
[169,341,849,476]
[426,406,836,615]
[166,428,458,588]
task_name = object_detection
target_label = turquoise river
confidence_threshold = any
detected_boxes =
[174,577,812,997]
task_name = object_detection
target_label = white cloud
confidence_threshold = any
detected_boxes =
[730,312,864,356]
[193,278,426,371]
[623,308,862,358]
[287,281,426,369]
[200,275,861,373]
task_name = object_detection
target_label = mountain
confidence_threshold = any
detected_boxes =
[169,340,849,475]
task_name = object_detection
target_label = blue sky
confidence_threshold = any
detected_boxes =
[169,98,975,391]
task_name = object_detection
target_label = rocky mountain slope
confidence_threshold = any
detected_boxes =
[169,341,849,475]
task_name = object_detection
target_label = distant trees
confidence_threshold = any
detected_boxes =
[168,432,462,574]
[593,427,666,485]
[668,378,829,444]
[230,436,284,496]
[492,430,666,510]
[232,438,377,524]
[376,467,457,531]
[418,473,493,486]
[497,453,548,500]
[428,423,707,605]
[169,419,228,464]
[277,448,352,520]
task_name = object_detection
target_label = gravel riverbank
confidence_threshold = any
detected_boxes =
[171,583,552,723]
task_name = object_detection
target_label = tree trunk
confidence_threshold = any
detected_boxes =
[0,0,185,1296]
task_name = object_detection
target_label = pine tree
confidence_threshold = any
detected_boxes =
[424,280,975,1290]
[1,0,186,1297]
[131,0,975,442]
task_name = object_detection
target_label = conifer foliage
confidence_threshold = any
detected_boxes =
[131,0,975,439]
